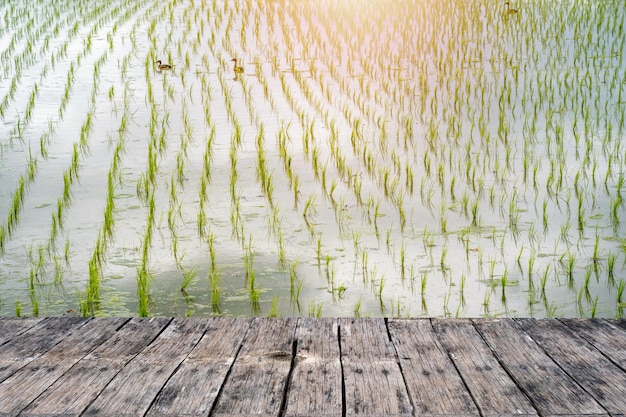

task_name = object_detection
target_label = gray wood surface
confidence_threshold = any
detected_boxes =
[0,317,625,417]
[432,319,538,417]
[147,318,252,417]
[560,318,626,366]
[474,319,607,417]
[19,317,170,417]
[0,317,86,384]
[285,318,342,417]
[518,318,626,416]
[82,318,209,417]
[340,318,411,416]
[388,319,478,416]
[212,318,297,417]
[0,318,126,417]
[0,318,43,345]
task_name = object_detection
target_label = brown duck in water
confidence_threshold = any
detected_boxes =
[156,60,172,70]
[230,58,244,73]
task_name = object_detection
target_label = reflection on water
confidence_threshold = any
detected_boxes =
[0,0,625,318]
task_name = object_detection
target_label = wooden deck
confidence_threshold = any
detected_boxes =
[1,318,626,417]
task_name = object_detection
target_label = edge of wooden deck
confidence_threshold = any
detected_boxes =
[1,317,625,417]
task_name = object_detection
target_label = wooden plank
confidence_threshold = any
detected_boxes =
[0,318,43,345]
[0,317,87,383]
[560,318,626,365]
[340,318,412,416]
[518,318,626,416]
[146,318,253,417]
[388,319,478,416]
[0,317,619,417]
[82,317,172,362]
[285,318,342,417]
[432,319,538,417]
[19,317,170,417]
[82,318,209,417]
[0,318,127,417]
[609,318,626,333]
[474,319,607,417]
[212,318,297,417]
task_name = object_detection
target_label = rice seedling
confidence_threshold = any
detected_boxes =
[617,280,626,309]
[180,266,197,294]
[308,301,323,318]
[540,265,550,293]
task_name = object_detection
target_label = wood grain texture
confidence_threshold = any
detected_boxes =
[432,319,538,417]
[474,319,606,417]
[388,319,478,416]
[146,318,253,417]
[212,318,297,417]
[340,318,411,416]
[0,317,87,384]
[285,318,342,417]
[0,318,126,417]
[0,318,623,417]
[0,318,43,345]
[560,318,626,366]
[19,317,170,417]
[517,318,626,416]
[82,318,209,417]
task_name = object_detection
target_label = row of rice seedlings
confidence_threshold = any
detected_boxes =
[77,7,163,316]
[3,54,111,315]
[75,38,128,315]
[251,1,408,308]
[139,0,620,314]
[133,28,176,316]
[172,103,197,296]
[176,0,616,316]
[217,19,335,312]
[0,0,135,120]
[270,4,424,300]
[206,232,221,311]
[0,20,109,253]
[5,0,625,316]
[197,126,215,239]
[272,0,620,314]
[0,0,153,315]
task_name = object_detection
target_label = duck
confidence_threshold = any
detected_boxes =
[156,60,172,70]
[230,58,244,73]
[504,2,518,14]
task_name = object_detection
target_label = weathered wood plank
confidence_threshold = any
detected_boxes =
[518,318,626,416]
[388,319,478,416]
[0,318,43,345]
[0,318,127,417]
[146,318,253,417]
[82,318,209,417]
[474,319,607,417]
[608,318,626,333]
[560,318,626,367]
[0,317,622,417]
[212,318,297,417]
[285,318,342,417]
[81,317,171,362]
[432,319,538,417]
[0,317,87,383]
[340,318,411,416]
[19,317,170,417]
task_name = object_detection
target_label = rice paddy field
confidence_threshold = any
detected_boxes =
[1,0,626,318]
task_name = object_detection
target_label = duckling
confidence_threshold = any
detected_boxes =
[505,2,518,14]
[231,58,244,74]
[156,60,172,70]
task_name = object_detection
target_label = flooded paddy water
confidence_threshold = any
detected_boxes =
[1,0,626,317]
